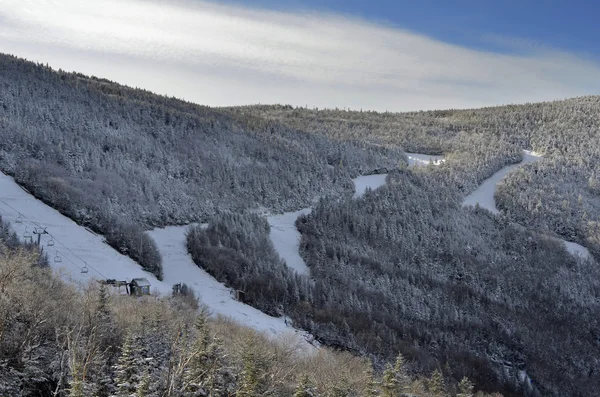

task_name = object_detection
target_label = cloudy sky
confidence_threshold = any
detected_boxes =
[1,0,599,111]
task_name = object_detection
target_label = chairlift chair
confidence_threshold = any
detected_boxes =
[54,253,62,263]
[15,213,23,224]
[47,238,55,247]
[23,227,33,243]
[81,263,89,274]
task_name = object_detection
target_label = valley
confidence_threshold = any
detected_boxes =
[1,54,600,397]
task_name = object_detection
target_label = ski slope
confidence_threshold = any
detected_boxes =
[0,171,316,349]
[148,225,316,347]
[0,170,161,287]
[352,174,388,199]
[268,153,447,275]
[268,208,312,275]
[463,150,542,214]
[406,152,445,167]
[461,151,591,260]
[267,173,389,275]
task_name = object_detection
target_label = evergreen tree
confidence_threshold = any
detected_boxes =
[294,374,318,397]
[183,315,227,396]
[96,283,111,320]
[364,364,380,397]
[392,354,409,393]
[457,377,474,397]
[237,339,261,397]
[381,353,409,397]
[67,366,85,397]
[326,378,351,397]
[136,369,151,397]
[428,369,445,397]
[381,365,397,397]
[114,333,142,396]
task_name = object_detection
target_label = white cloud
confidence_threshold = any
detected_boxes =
[1,0,599,111]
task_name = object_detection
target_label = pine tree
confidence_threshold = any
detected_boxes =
[136,369,151,397]
[67,366,85,397]
[326,378,351,397]
[381,353,409,397]
[428,369,445,397]
[294,374,317,397]
[381,365,397,397]
[392,354,409,393]
[114,333,141,396]
[96,283,111,320]
[457,377,474,397]
[364,364,380,397]
[237,339,261,397]
[182,315,227,396]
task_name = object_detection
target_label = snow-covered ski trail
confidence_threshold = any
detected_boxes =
[0,170,161,286]
[268,152,447,275]
[148,225,317,348]
[0,171,316,350]
[462,150,591,260]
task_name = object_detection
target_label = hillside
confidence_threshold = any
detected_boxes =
[0,54,406,278]
[1,230,506,396]
[1,53,600,397]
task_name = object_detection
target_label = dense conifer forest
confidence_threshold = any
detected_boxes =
[1,216,504,397]
[2,53,600,396]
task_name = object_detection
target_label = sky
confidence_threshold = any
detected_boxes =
[0,0,599,111]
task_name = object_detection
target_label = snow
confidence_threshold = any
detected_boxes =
[461,150,592,260]
[406,152,445,167]
[266,174,389,276]
[0,170,163,287]
[462,150,542,214]
[0,171,316,350]
[147,225,317,350]
[267,153,447,275]
[267,208,312,275]
[563,240,591,259]
[352,174,388,199]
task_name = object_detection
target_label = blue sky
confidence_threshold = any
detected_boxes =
[223,0,599,58]
[0,0,599,111]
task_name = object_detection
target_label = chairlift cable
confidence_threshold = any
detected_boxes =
[0,198,107,279]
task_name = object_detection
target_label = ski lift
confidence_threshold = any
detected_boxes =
[23,227,33,243]
[54,253,63,263]
[81,263,89,274]
[15,213,23,224]
[47,238,55,247]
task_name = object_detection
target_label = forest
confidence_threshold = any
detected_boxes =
[0,54,405,278]
[1,53,600,396]
[0,215,504,397]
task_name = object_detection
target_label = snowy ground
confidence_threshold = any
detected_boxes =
[406,152,446,167]
[563,240,591,259]
[461,150,591,260]
[0,171,162,288]
[267,153,447,275]
[352,174,388,199]
[147,226,317,348]
[0,171,316,350]
[268,208,312,275]
[463,150,542,214]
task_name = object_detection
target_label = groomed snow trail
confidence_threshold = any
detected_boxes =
[463,150,542,214]
[352,174,388,199]
[0,171,162,287]
[148,226,317,349]
[0,171,316,350]
[268,208,312,275]
[406,152,446,167]
[461,150,591,260]
[268,153,447,275]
